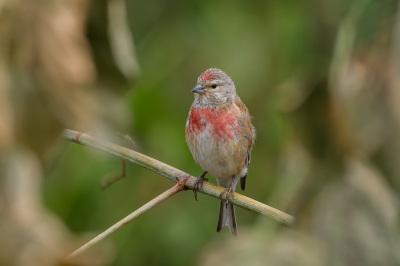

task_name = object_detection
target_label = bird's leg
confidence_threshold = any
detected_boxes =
[219,176,236,207]
[193,171,208,201]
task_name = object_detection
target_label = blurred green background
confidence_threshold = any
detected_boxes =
[1,0,400,265]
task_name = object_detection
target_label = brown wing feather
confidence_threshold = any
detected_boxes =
[234,96,255,190]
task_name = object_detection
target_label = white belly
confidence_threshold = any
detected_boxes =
[188,128,246,187]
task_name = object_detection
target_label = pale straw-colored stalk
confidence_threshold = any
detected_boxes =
[63,129,295,258]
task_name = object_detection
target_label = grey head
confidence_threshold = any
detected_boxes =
[191,68,237,107]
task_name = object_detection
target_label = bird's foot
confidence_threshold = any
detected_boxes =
[193,171,208,201]
[219,177,235,207]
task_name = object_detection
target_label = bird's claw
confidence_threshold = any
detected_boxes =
[193,172,208,201]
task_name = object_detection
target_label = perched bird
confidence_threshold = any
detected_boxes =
[185,68,255,236]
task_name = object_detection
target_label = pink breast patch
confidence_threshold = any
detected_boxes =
[186,107,237,140]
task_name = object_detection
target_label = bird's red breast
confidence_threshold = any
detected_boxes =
[186,106,239,140]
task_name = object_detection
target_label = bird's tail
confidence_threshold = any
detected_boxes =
[217,201,237,236]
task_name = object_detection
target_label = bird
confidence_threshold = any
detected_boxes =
[185,68,255,236]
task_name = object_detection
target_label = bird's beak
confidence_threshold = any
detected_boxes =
[191,84,204,93]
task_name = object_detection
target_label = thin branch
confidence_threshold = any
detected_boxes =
[68,183,183,259]
[63,129,295,227]
[101,133,135,189]
[101,158,126,189]
[117,132,136,150]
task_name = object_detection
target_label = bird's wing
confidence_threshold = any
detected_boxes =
[233,96,256,191]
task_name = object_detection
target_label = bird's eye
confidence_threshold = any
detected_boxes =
[211,84,217,89]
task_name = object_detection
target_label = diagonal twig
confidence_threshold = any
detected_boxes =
[101,158,126,189]
[68,183,183,259]
[117,132,136,150]
[63,129,295,227]
[101,133,136,189]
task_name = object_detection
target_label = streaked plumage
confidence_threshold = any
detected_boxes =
[185,68,255,236]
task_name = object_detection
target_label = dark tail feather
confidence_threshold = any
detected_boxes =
[217,200,237,236]
[240,175,247,191]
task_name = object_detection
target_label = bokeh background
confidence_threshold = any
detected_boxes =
[1,0,400,265]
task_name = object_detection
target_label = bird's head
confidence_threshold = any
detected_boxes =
[192,68,237,107]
